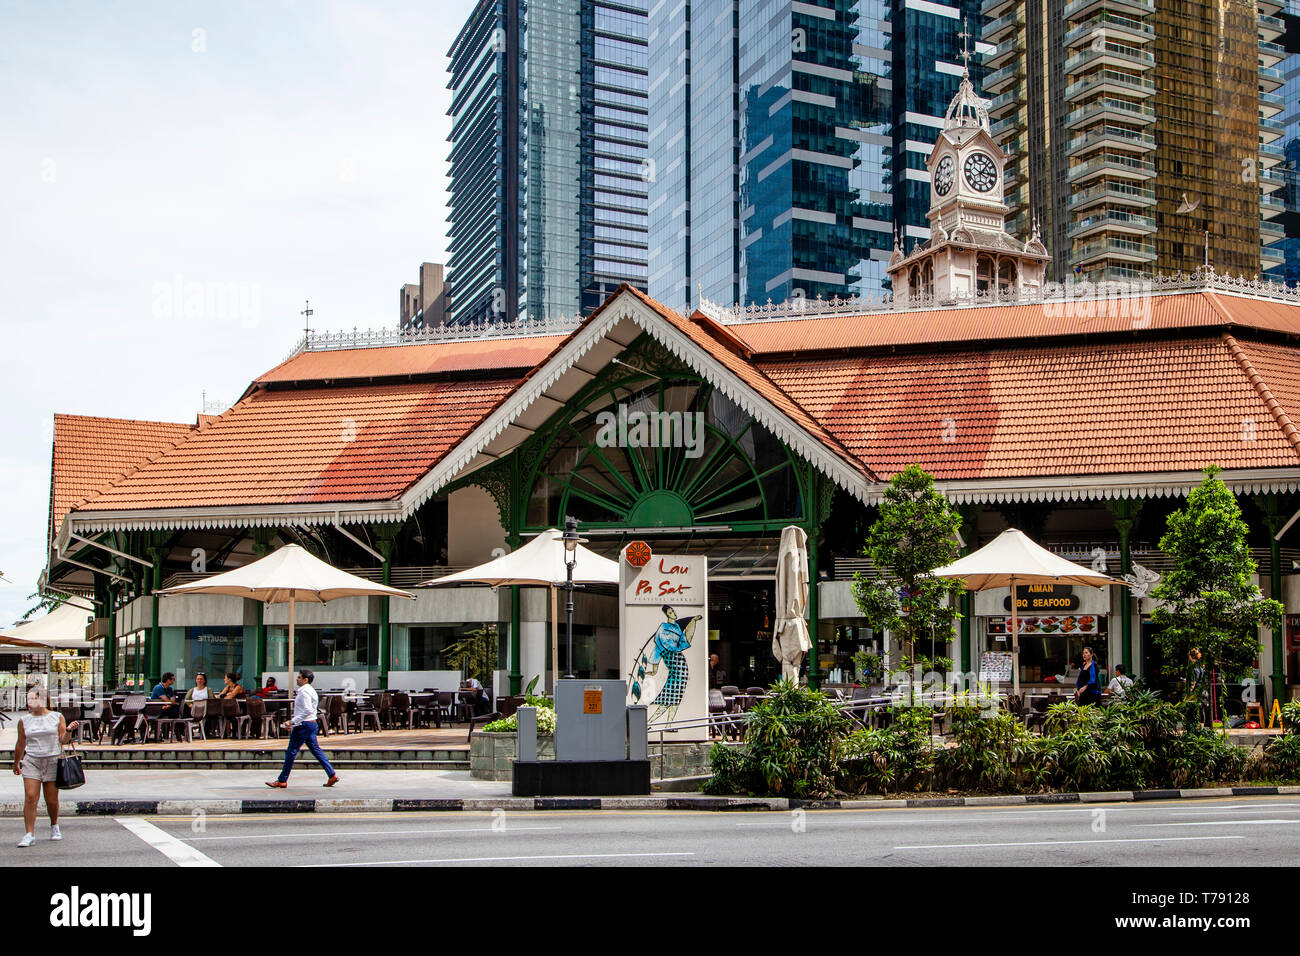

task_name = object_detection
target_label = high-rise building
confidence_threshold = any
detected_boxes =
[446,0,648,326]
[647,0,995,314]
[981,0,1287,282]
[400,262,451,330]
[890,2,992,244]
[1265,0,1298,284]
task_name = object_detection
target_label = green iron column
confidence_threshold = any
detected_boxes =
[807,533,821,690]
[251,531,272,684]
[1106,498,1142,677]
[508,456,523,696]
[957,505,982,675]
[804,463,828,691]
[378,540,393,689]
[102,578,118,690]
[148,546,164,687]
[1257,496,1289,713]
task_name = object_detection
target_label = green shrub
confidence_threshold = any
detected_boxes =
[839,706,938,794]
[936,702,1032,793]
[701,680,851,798]
[481,694,556,734]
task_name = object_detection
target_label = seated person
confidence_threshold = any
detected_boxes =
[184,672,212,707]
[254,676,280,698]
[1107,664,1134,699]
[151,672,180,718]
[216,672,245,700]
[461,677,490,716]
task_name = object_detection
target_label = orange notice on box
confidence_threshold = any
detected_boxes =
[583,688,602,715]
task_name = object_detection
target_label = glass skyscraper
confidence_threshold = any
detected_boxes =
[647,0,985,312]
[447,0,649,326]
[1265,0,1298,285]
[981,0,1286,282]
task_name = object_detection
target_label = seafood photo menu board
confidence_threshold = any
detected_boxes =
[988,614,1098,635]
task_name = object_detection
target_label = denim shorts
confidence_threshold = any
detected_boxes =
[20,753,59,783]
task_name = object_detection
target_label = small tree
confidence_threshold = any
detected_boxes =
[441,624,499,683]
[1149,467,1282,716]
[851,465,964,676]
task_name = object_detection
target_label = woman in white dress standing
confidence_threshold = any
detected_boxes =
[11,683,78,848]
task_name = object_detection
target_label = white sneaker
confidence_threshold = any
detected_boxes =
[17,832,34,848]
[50,825,62,841]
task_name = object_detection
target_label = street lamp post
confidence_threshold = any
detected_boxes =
[562,515,579,679]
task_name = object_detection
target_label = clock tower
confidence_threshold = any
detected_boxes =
[888,23,1049,305]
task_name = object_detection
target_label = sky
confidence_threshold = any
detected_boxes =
[0,0,477,625]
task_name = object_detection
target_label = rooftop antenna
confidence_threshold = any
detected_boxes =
[301,299,314,339]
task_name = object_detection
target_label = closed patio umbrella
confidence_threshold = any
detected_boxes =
[419,529,619,688]
[928,528,1116,696]
[772,525,811,682]
[158,544,415,685]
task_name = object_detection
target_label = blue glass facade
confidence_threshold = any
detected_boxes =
[1266,3,1298,286]
[581,0,651,312]
[890,0,987,246]
[447,0,513,326]
[647,0,894,312]
[447,0,649,326]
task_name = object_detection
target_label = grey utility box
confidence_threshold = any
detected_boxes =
[554,679,627,761]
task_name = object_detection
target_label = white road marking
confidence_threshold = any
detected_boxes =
[182,825,561,841]
[1136,820,1300,828]
[301,851,695,867]
[1170,804,1300,814]
[116,816,221,867]
[896,835,1245,850]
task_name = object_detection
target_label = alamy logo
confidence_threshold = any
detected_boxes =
[595,405,705,459]
[50,886,152,936]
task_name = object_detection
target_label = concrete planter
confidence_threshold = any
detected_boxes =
[469,733,722,781]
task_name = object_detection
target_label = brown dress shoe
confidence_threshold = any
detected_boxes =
[266,781,288,789]
[324,775,340,787]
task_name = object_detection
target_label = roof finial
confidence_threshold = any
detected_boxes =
[958,16,973,78]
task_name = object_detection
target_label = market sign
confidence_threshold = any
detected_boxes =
[1003,584,1079,612]
[619,548,707,741]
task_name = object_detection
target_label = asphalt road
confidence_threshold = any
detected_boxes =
[3,796,1298,867]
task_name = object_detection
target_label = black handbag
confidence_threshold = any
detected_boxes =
[55,742,86,790]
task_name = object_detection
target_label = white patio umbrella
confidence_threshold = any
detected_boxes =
[158,544,415,685]
[0,601,94,650]
[928,528,1116,696]
[419,529,619,689]
[772,525,811,682]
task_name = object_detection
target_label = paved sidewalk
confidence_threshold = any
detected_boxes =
[2,767,512,809]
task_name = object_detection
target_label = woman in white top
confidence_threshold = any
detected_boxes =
[184,672,212,706]
[12,683,77,848]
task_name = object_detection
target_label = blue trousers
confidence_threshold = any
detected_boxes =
[277,721,336,782]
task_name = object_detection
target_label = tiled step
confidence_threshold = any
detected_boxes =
[0,748,469,771]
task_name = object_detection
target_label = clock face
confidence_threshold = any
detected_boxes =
[964,152,998,192]
[933,155,955,196]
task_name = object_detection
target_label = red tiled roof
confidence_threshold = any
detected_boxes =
[57,287,1300,526]
[615,286,877,480]
[730,291,1300,356]
[50,414,197,542]
[759,334,1300,480]
[255,335,566,385]
[73,378,520,512]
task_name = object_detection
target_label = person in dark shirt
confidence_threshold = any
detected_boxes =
[1074,647,1102,705]
[150,672,179,718]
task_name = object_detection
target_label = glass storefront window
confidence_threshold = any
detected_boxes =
[266,625,376,670]
[392,623,505,672]
[183,626,246,686]
[984,618,1109,686]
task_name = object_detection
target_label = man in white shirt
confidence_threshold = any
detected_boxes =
[266,669,339,788]
[1108,664,1134,699]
